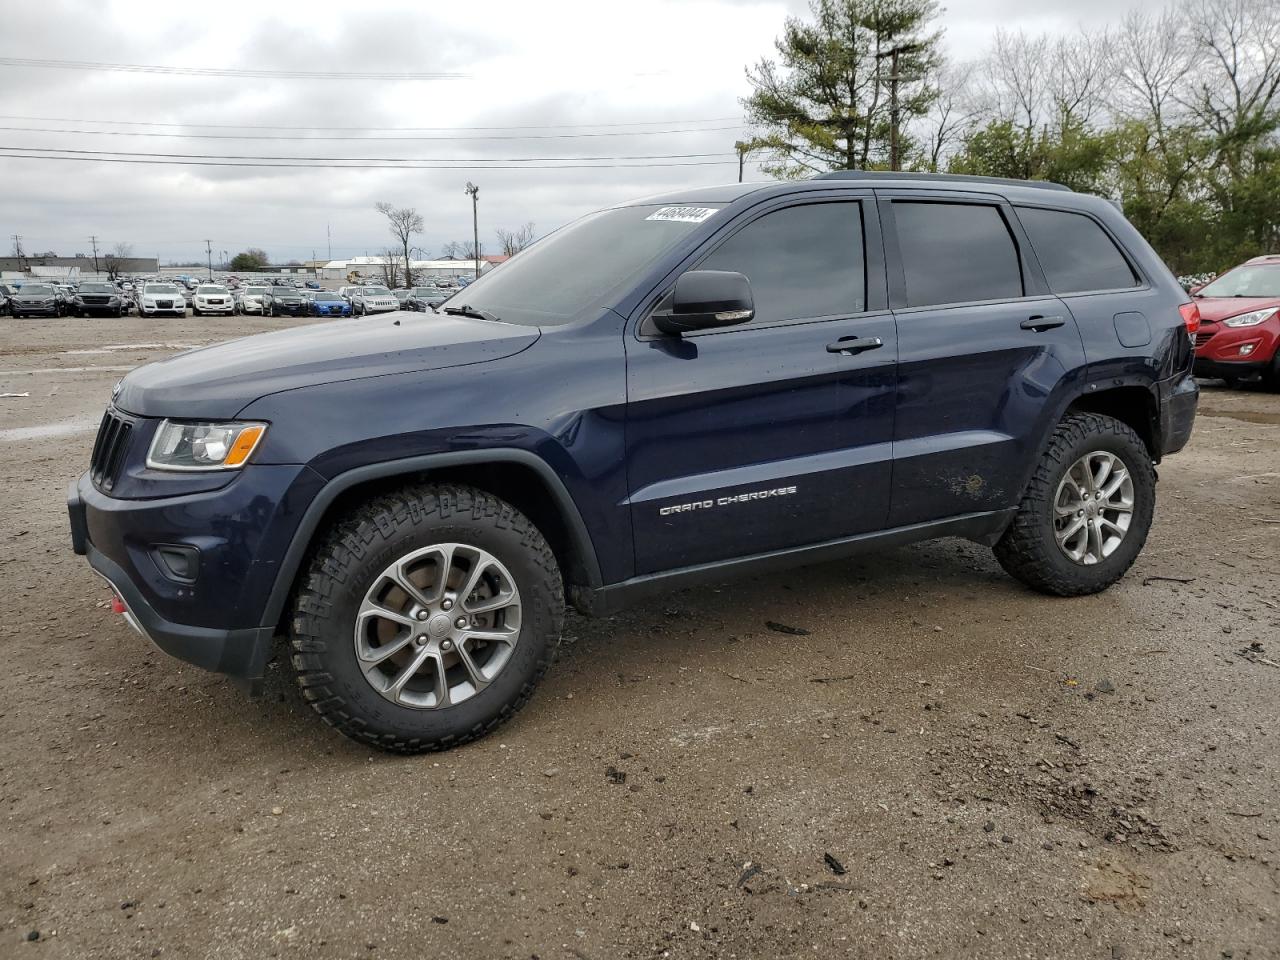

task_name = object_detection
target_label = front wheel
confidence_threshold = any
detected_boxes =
[1264,352,1280,392]
[290,484,564,753]
[993,413,1155,597]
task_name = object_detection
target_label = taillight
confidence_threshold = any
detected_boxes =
[1179,302,1201,335]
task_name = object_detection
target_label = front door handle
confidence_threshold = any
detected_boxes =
[1020,315,1066,332]
[826,336,884,355]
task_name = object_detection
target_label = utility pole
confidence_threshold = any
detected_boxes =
[734,140,760,182]
[326,223,332,261]
[876,41,923,172]
[204,239,213,279]
[465,181,480,280]
[89,235,99,274]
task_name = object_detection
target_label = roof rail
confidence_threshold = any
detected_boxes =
[814,170,1072,192]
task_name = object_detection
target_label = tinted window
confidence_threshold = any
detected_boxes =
[1016,206,1137,294]
[894,202,1023,307]
[696,202,865,325]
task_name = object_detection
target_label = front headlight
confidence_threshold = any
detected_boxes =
[1222,308,1277,328]
[146,420,268,471]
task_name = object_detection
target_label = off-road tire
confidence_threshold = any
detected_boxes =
[993,413,1155,596]
[290,484,564,753]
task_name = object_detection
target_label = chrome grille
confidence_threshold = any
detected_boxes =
[89,409,134,493]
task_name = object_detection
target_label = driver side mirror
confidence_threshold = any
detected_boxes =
[652,270,754,336]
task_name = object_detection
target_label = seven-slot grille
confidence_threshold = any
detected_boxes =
[89,408,134,492]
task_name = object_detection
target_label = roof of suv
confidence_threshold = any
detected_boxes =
[633,171,1076,207]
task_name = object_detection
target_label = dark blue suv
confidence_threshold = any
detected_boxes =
[68,173,1199,752]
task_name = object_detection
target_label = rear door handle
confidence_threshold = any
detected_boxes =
[826,336,884,355]
[1020,315,1066,332]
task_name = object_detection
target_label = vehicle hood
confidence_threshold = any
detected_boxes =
[1195,296,1280,323]
[14,292,54,301]
[114,312,541,419]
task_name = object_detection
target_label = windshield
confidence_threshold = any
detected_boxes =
[315,293,343,301]
[197,285,227,294]
[145,284,180,294]
[271,286,296,295]
[449,204,720,326]
[80,283,113,294]
[245,286,267,294]
[1198,264,1280,298]
[24,284,54,295]
[365,287,391,296]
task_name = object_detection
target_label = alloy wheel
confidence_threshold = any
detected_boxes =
[1052,451,1135,565]
[353,542,522,709]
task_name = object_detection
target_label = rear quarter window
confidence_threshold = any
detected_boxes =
[1015,206,1139,294]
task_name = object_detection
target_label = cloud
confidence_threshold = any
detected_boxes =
[1,0,1152,264]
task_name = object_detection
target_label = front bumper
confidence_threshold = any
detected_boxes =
[196,303,235,313]
[12,304,58,316]
[67,466,320,690]
[1193,357,1268,380]
[270,303,306,315]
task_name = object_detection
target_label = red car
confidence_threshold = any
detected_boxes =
[1192,254,1280,387]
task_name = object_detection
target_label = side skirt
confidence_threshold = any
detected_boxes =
[574,508,1016,617]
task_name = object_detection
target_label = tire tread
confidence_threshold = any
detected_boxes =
[289,483,563,754]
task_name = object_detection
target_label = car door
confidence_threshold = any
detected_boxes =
[625,195,898,575]
[879,192,1087,527]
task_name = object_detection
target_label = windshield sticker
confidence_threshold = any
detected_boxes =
[646,206,719,224]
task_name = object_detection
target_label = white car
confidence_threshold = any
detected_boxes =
[349,285,399,315]
[138,283,187,317]
[239,286,269,315]
[192,284,235,316]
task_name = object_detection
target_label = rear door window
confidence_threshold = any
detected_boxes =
[1015,206,1139,294]
[893,201,1023,308]
[695,201,865,326]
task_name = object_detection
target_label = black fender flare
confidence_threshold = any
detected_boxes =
[257,449,603,631]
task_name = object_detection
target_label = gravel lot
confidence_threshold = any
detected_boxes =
[2,313,1278,959]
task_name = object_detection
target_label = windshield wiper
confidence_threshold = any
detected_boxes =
[443,304,502,322]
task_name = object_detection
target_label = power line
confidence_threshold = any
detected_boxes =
[0,113,743,132]
[0,145,733,163]
[0,124,743,142]
[0,152,741,171]
[0,56,468,81]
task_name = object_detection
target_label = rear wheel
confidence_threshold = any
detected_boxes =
[290,484,564,753]
[994,413,1155,596]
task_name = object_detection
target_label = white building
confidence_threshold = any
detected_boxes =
[319,256,499,283]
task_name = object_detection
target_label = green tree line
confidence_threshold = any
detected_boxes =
[744,0,1280,274]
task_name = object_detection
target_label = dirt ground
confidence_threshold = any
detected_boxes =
[1,313,1277,960]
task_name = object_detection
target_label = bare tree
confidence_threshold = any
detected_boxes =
[442,240,479,260]
[918,60,984,170]
[374,202,423,289]
[1111,8,1196,136]
[102,242,132,281]
[378,249,402,289]
[1181,0,1280,174]
[1047,28,1113,128]
[495,222,536,257]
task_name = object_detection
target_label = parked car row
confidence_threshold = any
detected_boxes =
[3,276,460,320]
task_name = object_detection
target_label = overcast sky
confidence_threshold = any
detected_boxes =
[0,0,1156,265]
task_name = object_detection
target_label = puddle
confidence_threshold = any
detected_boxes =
[1197,406,1280,426]
[0,420,97,442]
